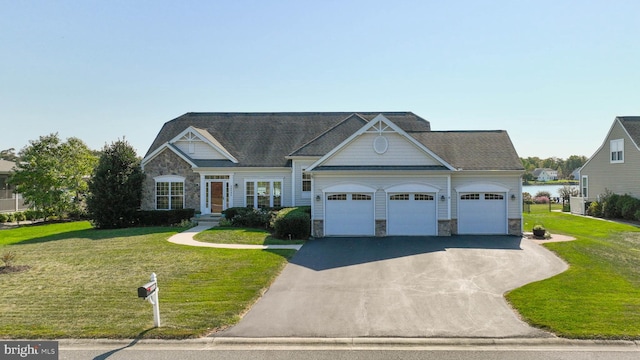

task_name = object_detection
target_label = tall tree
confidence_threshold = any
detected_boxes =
[9,134,97,218]
[0,148,18,162]
[87,139,144,229]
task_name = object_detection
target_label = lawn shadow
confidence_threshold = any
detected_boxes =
[290,235,523,271]
[9,227,181,246]
[92,328,155,360]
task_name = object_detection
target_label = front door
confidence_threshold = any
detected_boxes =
[210,182,224,213]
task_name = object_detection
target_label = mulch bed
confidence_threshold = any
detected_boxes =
[0,265,31,275]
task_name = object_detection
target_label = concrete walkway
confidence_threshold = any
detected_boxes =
[167,225,303,250]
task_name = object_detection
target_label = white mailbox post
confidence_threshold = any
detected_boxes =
[137,272,160,327]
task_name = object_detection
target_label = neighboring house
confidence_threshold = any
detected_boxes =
[531,168,558,182]
[141,112,524,236]
[577,116,640,204]
[0,159,26,213]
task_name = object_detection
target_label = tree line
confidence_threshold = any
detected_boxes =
[1,134,143,228]
[521,155,587,181]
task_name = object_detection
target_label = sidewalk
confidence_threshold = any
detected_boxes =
[167,225,303,250]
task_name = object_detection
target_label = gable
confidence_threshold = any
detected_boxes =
[582,117,640,172]
[172,127,235,161]
[308,114,453,170]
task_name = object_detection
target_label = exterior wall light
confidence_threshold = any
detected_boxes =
[315,195,321,201]
[511,194,516,200]
[440,195,446,201]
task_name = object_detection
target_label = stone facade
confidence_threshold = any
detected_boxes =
[508,218,522,236]
[141,150,200,211]
[450,219,458,235]
[438,220,452,236]
[375,220,386,237]
[312,220,324,238]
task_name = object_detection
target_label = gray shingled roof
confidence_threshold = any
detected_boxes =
[618,116,640,146]
[408,131,524,171]
[145,112,522,171]
[146,112,430,167]
[0,159,15,173]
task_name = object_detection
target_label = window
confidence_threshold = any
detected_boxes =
[352,194,372,200]
[581,176,588,198]
[485,193,504,200]
[327,194,347,200]
[302,171,311,192]
[415,194,434,201]
[461,193,480,200]
[390,194,410,200]
[245,180,282,208]
[610,139,624,163]
[155,176,185,210]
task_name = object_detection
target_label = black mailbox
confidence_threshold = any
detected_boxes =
[138,281,157,299]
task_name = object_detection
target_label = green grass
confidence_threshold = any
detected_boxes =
[508,204,640,339]
[0,222,295,339]
[194,226,305,245]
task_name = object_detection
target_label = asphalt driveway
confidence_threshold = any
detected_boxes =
[219,236,567,338]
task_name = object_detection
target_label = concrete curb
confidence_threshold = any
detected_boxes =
[55,337,640,350]
[167,225,303,250]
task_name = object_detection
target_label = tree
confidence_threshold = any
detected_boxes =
[9,134,97,219]
[87,139,144,229]
[0,148,18,162]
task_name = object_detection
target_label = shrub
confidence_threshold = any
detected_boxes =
[586,201,603,217]
[534,191,552,199]
[602,193,621,219]
[221,207,252,222]
[618,195,640,220]
[1,251,16,268]
[23,209,41,221]
[534,196,549,204]
[231,208,271,228]
[6,213,15,223]
[14,212,26,223]
[135,209,196,226]
[272,207,311,240]
[0,213,7,223]
[522,192,533,204]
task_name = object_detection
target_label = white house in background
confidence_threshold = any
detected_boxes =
[0,159,27,213]
[532,168,558,182]
[141,112,525,236]
[577,116,640,204]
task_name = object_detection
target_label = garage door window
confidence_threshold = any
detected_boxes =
[390,194,409,200]
[352,194,372,200]
[485,193,504,200]
[415,194,434,201]
[461,193,480,200]
[328,194,347,200]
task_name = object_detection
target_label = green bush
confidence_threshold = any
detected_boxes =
[221,207,252,222]
[231,208,271,228]
[0,213,7,223]
[6,213,15,223]
[23,209,42,221]
[135,209,195,226]
[272,207,311,240]
[586,201,602,217]
[14,212,26,223]
[602,193,621,219]
[618,195,640,220]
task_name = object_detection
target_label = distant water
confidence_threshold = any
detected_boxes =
[522,184,578,198]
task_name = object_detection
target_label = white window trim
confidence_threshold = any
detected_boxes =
[610,139,624,163]
[581,175,588,198]
[154,175,185,210]
[244,178,284,208]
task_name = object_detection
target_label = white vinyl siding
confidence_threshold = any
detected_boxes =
[324,133,441,167]
[174,140,228,160]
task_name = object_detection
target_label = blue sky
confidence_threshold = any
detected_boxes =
[1,0,638,159]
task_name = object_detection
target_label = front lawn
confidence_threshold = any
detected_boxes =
[508,205,640,339]
[194,226,305,245]
[0,222,295,339]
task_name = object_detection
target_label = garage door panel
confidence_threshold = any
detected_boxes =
[325,193,374,236]
[387,193,437,236]
[458,193,506,234]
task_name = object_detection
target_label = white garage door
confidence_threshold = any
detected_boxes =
[325,193,374,236]
[458,193,507,234]
[387,193,437,235]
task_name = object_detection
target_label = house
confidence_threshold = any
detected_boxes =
[532,168,558,182]
[0,159,26,213]
[576,116,640,205]
[141,112,524,236]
